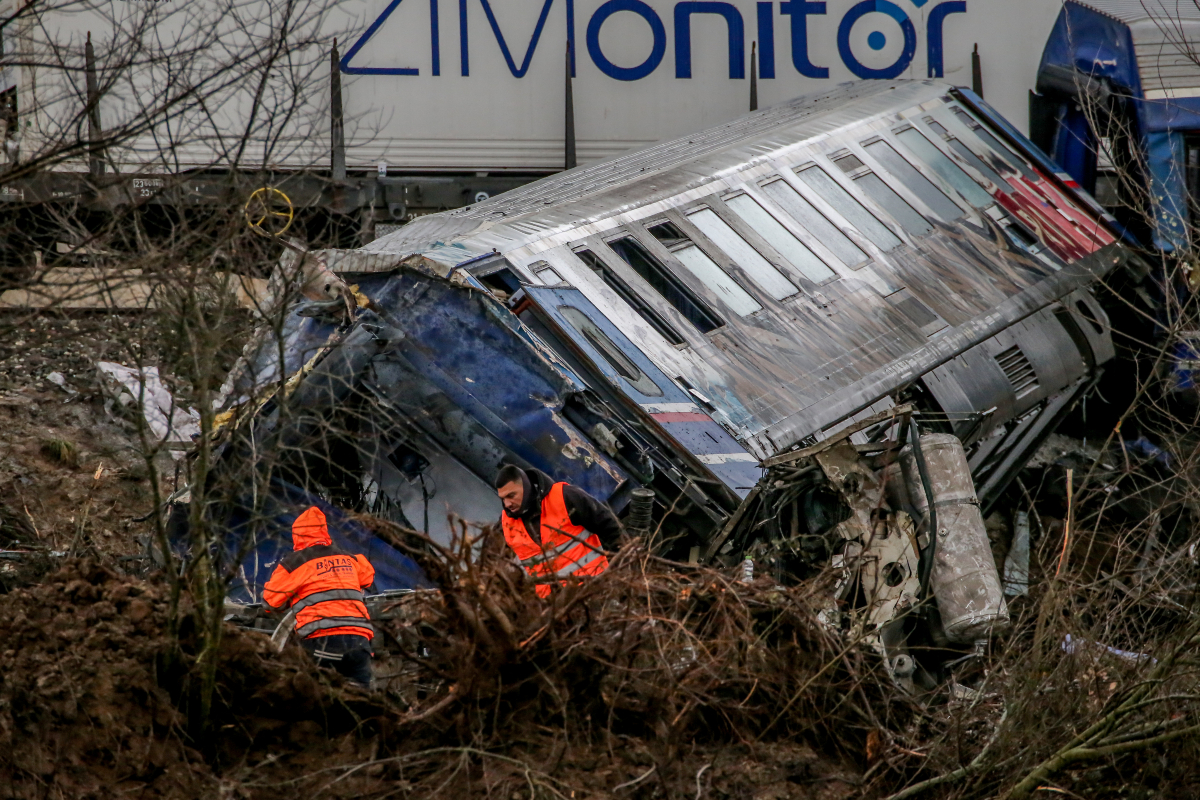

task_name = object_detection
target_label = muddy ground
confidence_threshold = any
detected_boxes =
[0,312,173,570]
[0,310,874,799]
[0,310,1195,800]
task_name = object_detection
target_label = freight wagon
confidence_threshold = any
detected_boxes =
[2,0,1065,233]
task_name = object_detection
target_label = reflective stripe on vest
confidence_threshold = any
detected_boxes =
[291,588,366,614]
[555,545,605,577]
[517,527,594,568]
[296,616,375,639]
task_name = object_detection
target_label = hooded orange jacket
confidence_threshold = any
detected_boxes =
[262,506,375,641]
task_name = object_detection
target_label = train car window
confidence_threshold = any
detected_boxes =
[645,220,690,248]
[530,262,566,285]
[795,165,903,251]
[646,221,762,315]
[557,305,664,397]
[833,153,933,237]
[862,139,964,221]
[895,127,996,209]
[950,107,1040,183]
[605,237,726,333]
[925,117,1010,190]
[685,208,799,300]
[573,248,688,345]
[724,194,836,284]
[760,179,868,267]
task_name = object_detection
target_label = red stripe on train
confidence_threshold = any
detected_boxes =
[652,412,712,422]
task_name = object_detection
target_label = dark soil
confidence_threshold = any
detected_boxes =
[0,559,870,800]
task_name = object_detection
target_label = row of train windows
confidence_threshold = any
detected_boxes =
[572,105,1041,344]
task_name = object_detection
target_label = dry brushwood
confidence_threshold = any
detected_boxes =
[329,514,923,796]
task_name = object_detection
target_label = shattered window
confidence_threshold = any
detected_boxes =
[645,220,690,248]
[604,237,724,333]
[862,139,964,222]
[724,194,836,284]
[685,208,799,300]
[558,306,663,397]
[894,127,996,209]
[795,165,903,251]
[759,179,868,267]
[573,248,687,345]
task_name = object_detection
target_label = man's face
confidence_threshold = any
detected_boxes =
[498,480,524,514]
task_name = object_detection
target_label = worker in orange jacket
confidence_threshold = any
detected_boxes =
[495,465,621,598]
[263,505,376,686]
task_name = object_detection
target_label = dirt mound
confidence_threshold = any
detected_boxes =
[0,561,206,798]
[0,562,389,800]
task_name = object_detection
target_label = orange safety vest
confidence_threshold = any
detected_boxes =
[262,506,376,640]
[501,482,610,598]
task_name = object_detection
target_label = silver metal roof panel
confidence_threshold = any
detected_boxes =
[363,80,940,263]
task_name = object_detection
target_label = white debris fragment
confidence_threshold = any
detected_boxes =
[96,362,201,453]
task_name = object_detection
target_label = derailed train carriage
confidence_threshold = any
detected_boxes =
[212,79,1140,688]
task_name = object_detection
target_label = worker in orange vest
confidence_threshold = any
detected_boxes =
[263,505,376,686]
[495,465,622,598]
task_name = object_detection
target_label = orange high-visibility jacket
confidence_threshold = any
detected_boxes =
[501,482,609,598]
[263,506,375,640]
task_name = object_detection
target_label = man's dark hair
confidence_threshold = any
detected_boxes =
[494,464,526,490]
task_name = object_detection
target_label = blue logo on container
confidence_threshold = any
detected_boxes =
[340,0,967,83]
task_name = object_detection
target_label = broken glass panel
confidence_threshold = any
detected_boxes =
[606,237,725,333]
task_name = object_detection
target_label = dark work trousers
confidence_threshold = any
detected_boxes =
[301,633,373,687]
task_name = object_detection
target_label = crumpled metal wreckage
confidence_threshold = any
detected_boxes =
[197,80,1144,693]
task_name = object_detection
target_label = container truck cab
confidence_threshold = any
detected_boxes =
[1035,0,1200,254]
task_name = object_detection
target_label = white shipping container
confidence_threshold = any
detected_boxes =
[5,0,1065,173]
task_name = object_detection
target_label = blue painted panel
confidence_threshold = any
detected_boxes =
[525,286,761,496]
[525,285,692,405]
[1145,130,1189,252]
[1039,4,1141,98]
[359,273,627,504]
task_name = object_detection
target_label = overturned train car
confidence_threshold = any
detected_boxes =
[213,80,1135,681]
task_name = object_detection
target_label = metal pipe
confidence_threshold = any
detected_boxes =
[564,40,576,170]
[971,43,983,98]
[84,32,103,178]
[749,41,758,112]
[331,38,346,181]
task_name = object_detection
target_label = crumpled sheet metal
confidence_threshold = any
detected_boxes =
[354,80,1121,466]
[221,261,627,507]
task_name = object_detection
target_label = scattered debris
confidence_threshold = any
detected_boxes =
[96,361,200,452]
